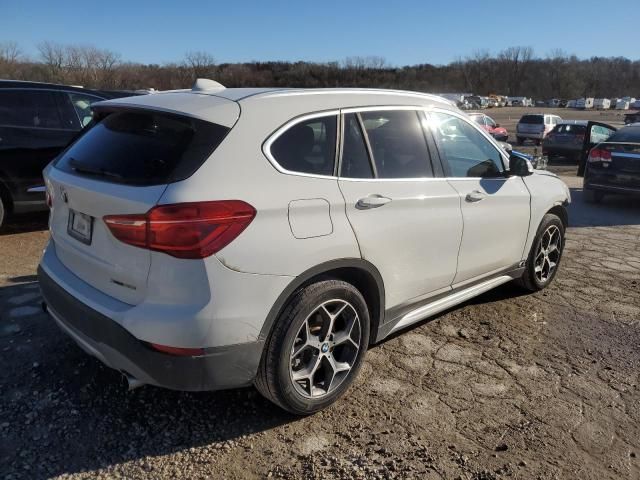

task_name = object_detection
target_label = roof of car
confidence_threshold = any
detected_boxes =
[558,120,588,125]
[95,85,458,125]
[0,79,140,99]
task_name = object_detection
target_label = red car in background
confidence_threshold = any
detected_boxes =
[468,112,509,141]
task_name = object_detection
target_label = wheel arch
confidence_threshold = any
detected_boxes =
[259,259,385,347]
[547,202,568,229]
[0,174,14,214]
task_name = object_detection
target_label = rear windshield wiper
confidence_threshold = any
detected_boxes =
[68,158,123,180]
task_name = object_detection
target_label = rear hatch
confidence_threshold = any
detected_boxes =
[518,115,544,134]
[45,95,238,304]
[546,124,586,147]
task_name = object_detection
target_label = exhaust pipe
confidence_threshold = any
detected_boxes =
[123,372,145,391]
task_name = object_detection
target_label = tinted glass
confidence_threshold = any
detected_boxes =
[606,126,640,143]
[271,116,337,176]
[341,113,373,179]
[557,124,586,134]
[429,112,504,178]
[55,110,229,185]
[520,115,544,124]
[0,90,65,129]
[360,110,433,178]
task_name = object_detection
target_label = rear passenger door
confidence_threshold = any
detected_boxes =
[337,108,463,310]
[0,89,80,197]
[427,110,530,286]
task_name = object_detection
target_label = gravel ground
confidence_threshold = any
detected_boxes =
[1,171,639,480]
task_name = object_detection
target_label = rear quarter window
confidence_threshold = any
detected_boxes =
[55,110,230,185]
[270,115,338,176]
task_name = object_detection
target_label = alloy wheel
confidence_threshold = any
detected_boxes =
[289,299,361,398]
[534,225,562,283]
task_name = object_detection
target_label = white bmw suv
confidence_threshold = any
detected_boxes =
[39,80,570,414]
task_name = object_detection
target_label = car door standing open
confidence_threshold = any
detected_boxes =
[427,110,531,286]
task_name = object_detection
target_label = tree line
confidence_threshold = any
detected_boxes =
[1,41,639,99]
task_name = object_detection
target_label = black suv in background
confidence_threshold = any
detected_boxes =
[0,81,139,227]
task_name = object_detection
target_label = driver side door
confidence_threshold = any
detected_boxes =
[577,121,617,176]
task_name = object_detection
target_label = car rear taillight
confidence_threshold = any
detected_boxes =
[588,148,612,163]
[104,200,256,259]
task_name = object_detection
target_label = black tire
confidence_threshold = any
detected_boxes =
[0,195,5,229]
[255,280,370,415]
[517,136,524,145]
[583,189,604,204]
[517,213,565,292]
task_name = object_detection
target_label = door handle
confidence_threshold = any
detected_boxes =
[465,190,486,203]
[356,194,392,210]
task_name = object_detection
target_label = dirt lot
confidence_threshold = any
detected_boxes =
[1,110,639,479]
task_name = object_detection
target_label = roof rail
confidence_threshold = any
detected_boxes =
[192,78,225,92]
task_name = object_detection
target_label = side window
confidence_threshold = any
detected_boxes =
[360,110,433,178]
[485,116,496,128]
[429,111,504,178]
[340,113,373,179]
[69,93,101,128]
[0,90,37,127]
[471,115,484,126]
[270,115,337,176]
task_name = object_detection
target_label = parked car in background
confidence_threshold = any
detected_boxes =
[468,112,509,141]
[38,82,570,414]
[624,111,640,125]
[594,98,611,110]
[567,100,577,108]
[577,121,618,177]
[576,98,594,109]
[465,95,488,109]
[547,99,561,108]
[535,100,546,107]
[516,113,562,145]
[0,80,140,227]
[542,120,587,161]
[582,123,640,201]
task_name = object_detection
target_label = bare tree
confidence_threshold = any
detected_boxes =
[183,51,216,80]
[498,46,534,95]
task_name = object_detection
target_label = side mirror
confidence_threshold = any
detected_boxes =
[509,154,534,176]
[495,123,500,128]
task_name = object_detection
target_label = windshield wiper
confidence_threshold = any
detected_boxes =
[68,158,123,180]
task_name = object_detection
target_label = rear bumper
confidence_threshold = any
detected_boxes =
[38,265,264,391]
[585,171,640,194]
[517,132,544,140]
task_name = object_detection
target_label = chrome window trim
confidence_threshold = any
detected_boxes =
[262,109,341,180]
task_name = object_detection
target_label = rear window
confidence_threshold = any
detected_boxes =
[557,124,587,134]
[607,126,640,143]
[519,115,544,124]
[55,110,229,185]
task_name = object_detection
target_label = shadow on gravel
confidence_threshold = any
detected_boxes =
[376,281,530,346]
[0,281,297,478]
[0,211,48,236]
[568,187,640,228]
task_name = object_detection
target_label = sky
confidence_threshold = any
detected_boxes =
[1,0,638,66]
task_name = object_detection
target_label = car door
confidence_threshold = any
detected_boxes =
[0,89,82,202]
[337,108,463,310]
[577,121,617,176]
[426,109,531,287]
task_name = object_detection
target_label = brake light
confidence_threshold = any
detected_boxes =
[104,200,256,259]
[588,148,612,163]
